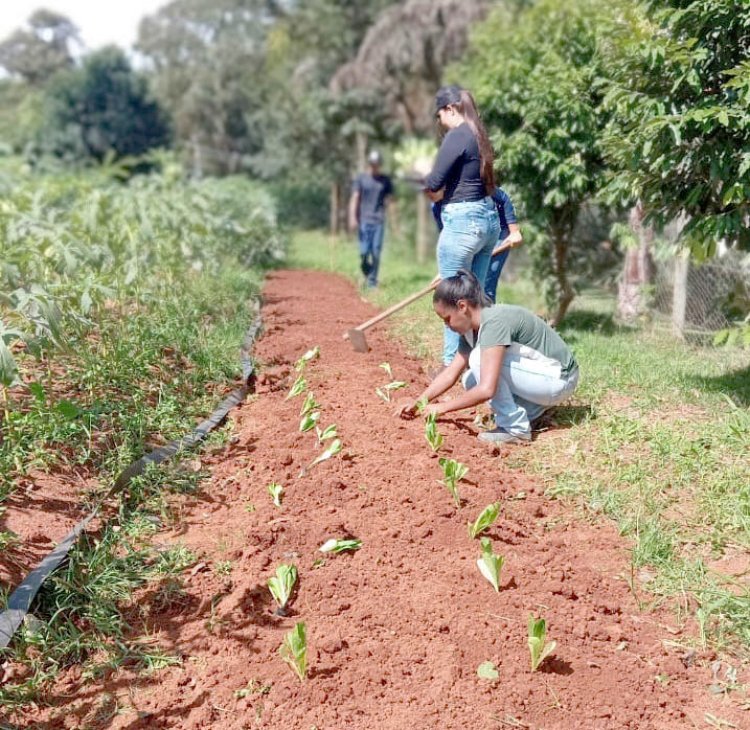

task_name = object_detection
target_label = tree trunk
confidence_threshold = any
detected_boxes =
[549,233,574,327]
[416,193,429,264]
[617,202,655,322]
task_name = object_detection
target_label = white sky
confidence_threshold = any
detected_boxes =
[0,1,169,52]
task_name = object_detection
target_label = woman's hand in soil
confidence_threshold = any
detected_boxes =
[423,403,442,418]
[394,397,419,419]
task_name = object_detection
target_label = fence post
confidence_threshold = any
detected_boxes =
[672,252,689,338]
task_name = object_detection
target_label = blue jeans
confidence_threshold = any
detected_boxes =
[358,221,385,287]
[484,227,510,303]
[437,197,500,364]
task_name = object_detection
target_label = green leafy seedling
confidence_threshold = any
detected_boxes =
[415,396,429,414]
[468,502,501,539]
[268,564,298,615]
[375,380,408,403]
[379,362,393,378]
[425,412,444,452]
[528,615,557,672]
[438,457,467,507]
[286,375,307,400]
[319,538,362,554]
[299,438,342,477]
[477,660,499,681]
[476,537,504,592]
[300,410,320,433]
[279,622,307,681]
[295,346,320,371]
[300,391,320,417]
[268,482,283,507]
[316,423,338,444]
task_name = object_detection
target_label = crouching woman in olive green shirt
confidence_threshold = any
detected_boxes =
[396,270,579,443]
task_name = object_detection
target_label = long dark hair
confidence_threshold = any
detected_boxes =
[434,85,495,195]
[433,269,492,309]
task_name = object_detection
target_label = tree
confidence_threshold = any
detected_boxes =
[462,0,620,324]
[331,0,494,135]
[603,0,750,257]
[39,46,170,163]
[0,9,80,85]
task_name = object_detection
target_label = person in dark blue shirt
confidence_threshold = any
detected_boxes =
[348,150,394,288]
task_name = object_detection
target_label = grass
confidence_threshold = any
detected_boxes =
[289,228,750,654]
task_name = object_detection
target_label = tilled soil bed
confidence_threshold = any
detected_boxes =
[21,270,748,729]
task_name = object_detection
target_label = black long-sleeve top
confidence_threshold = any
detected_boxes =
[424,123,486,204]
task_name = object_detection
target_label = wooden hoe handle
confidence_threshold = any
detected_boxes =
[348,280,439,335]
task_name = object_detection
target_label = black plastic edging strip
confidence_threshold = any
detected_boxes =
[0,305,262,650]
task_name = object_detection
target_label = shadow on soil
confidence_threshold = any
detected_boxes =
[541,656,574,676]
[692,364,750,407]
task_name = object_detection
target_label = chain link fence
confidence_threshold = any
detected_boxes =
[651,250,750,339]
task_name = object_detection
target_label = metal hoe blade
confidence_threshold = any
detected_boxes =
[346,328,369,353]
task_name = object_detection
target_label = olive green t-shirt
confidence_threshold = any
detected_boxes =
[458,305,577,376]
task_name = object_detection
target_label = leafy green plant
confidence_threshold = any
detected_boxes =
[375,380,408,403]
[315,423,338,444]
[379,362,393,378]
[477,660,499,681]
[267,564,298,613]
[528,615,556,671]
[311,438,341,467]
[300,391,320,417]
[279,622,307,681]
[438,457,467,507]
[468,502,501,539]
[295,346,320,371]
[476,537,504,592]
[425,412,444,452]
[214,560,233,575]
[415,396,429,414]
[319,538,362,553]
[286,375,307,400]
[267,482,283,508]
[299,410,320,433]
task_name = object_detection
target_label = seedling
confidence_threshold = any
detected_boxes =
[438,457,467,507]
[267,482,283,507]
[468,502,501,539]
[425,412,444,452]
[316,423,338,444]
[477,660,499,681]
[300,391,320,417]
[299,410,320,433]
[319,538,362,553]
[379,362,393,378]
[299,438,342,477]
[286,375,307,400]
[476,537,504,592]
[415,396,429,414]
[375,380,408,403]
[234,679,272,699]
[279,621,307,681]
[528,615,556,672]
[295,346,320,371]
[267,564,298,614]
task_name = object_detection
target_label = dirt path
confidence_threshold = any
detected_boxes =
[30,269,747,729]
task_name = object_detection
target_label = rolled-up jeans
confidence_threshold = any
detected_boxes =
[463,344,579,436]
[437,197,500,364]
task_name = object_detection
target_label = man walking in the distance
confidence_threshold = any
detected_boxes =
[348,150,395,288]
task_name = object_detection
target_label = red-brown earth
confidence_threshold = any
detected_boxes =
[10,269,749,729]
